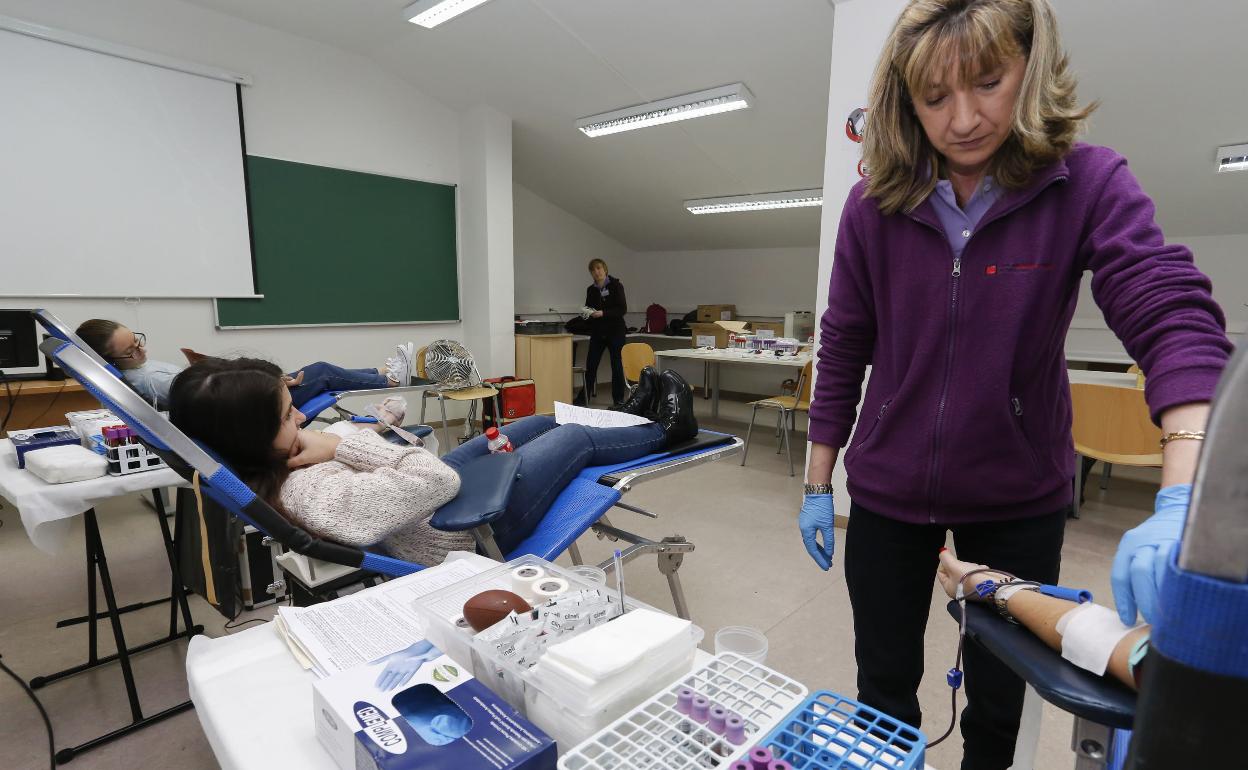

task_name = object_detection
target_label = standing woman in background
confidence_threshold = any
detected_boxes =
[797,1,1231,768]
[583,258,628,406]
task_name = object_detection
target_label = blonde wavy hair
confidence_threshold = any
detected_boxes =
[863,0,1095,215]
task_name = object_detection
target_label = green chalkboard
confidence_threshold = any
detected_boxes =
[215,156,458,327]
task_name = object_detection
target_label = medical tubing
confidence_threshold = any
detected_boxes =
[1038,584,1092,604]
[0,653,54,770]
[929,565,1018,749]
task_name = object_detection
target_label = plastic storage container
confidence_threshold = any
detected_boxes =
[714,626,768,664]
[558,653,809,769]
[761,690,926,769]
[412,555,703,751]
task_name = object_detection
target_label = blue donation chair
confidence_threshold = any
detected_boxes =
[36,310,742,618]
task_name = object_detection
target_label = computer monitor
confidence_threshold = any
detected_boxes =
[0,309,54,380]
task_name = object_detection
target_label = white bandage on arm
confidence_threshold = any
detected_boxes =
[1056,603,1137,676]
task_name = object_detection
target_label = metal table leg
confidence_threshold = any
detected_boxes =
[30,504,198,764]
[711,363,720,419]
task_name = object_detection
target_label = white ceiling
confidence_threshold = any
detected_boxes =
[184,0,1246,250]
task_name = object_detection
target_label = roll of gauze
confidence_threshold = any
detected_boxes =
[1059,603,1137,676]
[510,565,546,597]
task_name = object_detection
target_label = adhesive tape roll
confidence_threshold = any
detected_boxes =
[510,565,546,597]
[531,577,570,600]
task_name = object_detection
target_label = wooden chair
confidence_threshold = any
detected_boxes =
[415,345,501,450]
[621,342,656,384]
[740,361,812,477]
[1070,382,1162,517]
[1127,363,1145,389]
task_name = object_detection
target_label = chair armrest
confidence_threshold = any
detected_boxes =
[430,452,522,532]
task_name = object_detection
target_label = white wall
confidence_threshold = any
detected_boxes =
[1069,233,1248,354]
[626,248,819,319]
[0,0,497,392]
[513,184,633,316]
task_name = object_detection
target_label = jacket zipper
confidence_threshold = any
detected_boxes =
[926,253,962,523]
[1012,397,1043,473]
[910,172,1068,524]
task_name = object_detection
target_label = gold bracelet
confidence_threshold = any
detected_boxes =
[1160,430,1206,448]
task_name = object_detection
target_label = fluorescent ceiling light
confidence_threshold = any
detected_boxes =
[1216,143,1248,173]
[404,0,495,28]
[577,83,753,138]
[685,189,823,215]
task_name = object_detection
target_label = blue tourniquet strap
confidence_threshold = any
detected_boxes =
[360,552,424,576]
[1153,550,1248,679]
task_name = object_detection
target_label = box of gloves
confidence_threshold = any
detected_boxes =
[312,639,556,770]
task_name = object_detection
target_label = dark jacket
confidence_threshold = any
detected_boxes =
[810,143,1230,525]
[584,276,628,338]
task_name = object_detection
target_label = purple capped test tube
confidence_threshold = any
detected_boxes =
[750,746,774,769]
[708,705,728,735]
[768,761,793,770]
[731,763,751,770]
[725,713,746,745]
[676,688,695,715]
[691,695,711,724]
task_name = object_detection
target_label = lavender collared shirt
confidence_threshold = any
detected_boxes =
[928,176,1003,258]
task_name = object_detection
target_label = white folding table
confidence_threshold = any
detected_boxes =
[655,348,812,419]
[0,439,196,763]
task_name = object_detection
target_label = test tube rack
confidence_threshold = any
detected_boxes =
[104,439,168,476]
[558,653,809,769]
[760,690,926,769]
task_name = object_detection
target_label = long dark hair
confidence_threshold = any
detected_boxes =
[76,319,122,359]
[168,357,292,510]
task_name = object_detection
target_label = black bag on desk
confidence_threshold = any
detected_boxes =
[564,316,591,335]
[175,485,244,620]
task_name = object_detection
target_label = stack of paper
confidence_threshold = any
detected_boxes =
[274,559,488,677]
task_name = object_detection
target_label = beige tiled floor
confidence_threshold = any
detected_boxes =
[0,394,1156,770]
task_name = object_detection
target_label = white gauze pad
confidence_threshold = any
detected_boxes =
[1057,603,1136,676]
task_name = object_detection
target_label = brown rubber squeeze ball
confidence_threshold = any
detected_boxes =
[462,589,531,632]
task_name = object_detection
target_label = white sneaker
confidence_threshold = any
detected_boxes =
[396,342,415,377]
[385,354,411,386]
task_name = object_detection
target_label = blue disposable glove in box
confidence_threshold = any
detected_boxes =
[313,640,555,770]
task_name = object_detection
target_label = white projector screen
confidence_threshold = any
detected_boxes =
[0,26,254,297]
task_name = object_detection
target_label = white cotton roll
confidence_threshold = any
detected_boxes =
[531,577,570,601]
[510,565,546,598]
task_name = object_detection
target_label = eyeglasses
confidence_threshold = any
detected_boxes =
[112,332,146,360]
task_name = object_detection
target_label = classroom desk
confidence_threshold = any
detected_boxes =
[0,377,101,436]
[0,439,197,763]
[1065,348,1134,368]
[655,348,812,419]
[1067,370,1140,389]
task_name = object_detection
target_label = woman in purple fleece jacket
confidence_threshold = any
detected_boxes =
[798,1,1232,767]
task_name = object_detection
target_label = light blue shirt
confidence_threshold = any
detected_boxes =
[928,176,1004,258]
[121,360,184,408]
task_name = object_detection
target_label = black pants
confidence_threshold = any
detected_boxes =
[843,502,1067,770]
[585,333,627,404]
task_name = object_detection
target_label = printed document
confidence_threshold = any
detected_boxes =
[554,401,653,428]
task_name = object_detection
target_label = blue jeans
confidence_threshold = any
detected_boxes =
[440,415,666,553]
[287,361,390,409]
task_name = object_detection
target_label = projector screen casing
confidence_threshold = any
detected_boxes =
[0,26,255,298]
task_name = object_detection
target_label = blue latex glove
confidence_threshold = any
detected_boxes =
[1111,483,1190,625]
[374,640,440,691]
[799,493,835,571]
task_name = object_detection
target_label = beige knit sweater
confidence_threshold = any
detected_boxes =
[279,430,474,566]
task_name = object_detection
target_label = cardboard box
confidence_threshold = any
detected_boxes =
[313,642,556,770]
[696,304,736,323]
[689,323,729,349]
[749,321,785,339]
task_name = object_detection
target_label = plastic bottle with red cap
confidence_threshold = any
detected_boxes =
[485,426,513,453]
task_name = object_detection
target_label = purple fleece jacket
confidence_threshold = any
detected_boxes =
[810,144,1231,525]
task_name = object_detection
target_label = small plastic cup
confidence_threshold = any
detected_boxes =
[715,626,768,664]
[569,565,607,586]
